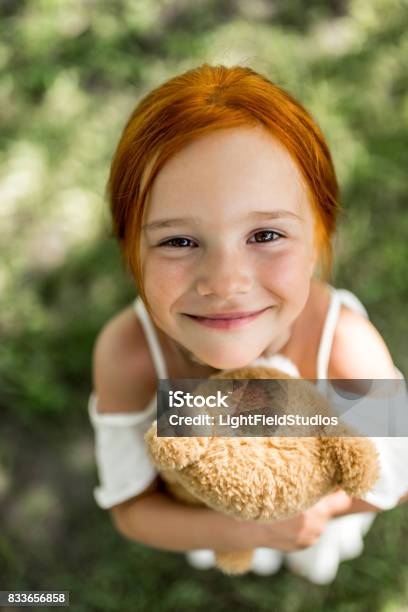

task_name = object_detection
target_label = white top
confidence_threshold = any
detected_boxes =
[88,286,407,510]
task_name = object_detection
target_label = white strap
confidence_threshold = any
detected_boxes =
[335,288,369,319]
[133,297,169,379]
[316,287,342,379]
[316,287,404,382]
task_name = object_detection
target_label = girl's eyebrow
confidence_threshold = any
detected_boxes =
[142,210,303,232]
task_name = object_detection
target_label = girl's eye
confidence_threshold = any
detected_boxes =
[249,230,283,243]
[157,230,284,249]
[158,237,196,248]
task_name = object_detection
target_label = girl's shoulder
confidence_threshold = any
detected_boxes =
[91,305,158,413]
[328,298,397,379]
[288,279,397,379]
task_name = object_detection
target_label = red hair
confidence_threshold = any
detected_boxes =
[108,64,340,307]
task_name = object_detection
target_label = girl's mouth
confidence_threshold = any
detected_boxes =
[185,308,269,329]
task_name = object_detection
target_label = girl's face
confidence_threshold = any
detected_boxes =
[140,126,317,370]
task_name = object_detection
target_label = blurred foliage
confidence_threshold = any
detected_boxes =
[0,0,407,610]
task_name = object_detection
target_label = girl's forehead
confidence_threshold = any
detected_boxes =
[145,126,311,221]
[155,126,301,179]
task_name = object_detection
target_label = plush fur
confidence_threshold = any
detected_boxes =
[145,366,379,575]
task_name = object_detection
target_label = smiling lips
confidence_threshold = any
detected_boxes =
[185,307,269,329]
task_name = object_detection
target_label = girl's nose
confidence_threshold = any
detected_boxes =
[195,250,253,298]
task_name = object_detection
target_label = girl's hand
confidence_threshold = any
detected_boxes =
[243,490,353,552]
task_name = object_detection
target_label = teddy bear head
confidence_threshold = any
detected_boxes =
[145,365,379,521]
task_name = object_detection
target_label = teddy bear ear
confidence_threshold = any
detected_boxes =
[144,421,209,470]
[321,436,380,498]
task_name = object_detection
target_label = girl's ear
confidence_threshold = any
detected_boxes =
[144,421,209,470]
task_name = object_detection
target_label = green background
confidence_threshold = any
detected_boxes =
[1,0,407,610]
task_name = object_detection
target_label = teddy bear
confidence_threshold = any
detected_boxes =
[144,360,379,576]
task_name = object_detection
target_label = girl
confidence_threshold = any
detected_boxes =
[88,64,407,583]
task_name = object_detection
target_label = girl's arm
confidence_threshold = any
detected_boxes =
[111,482,353,553]
[328,306,407,513]
[112,484,257,553]
[335,492,408,517]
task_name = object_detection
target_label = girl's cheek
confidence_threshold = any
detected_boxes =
[143,254,191,297]
[144,242,311,300]
[258,247,309,290]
